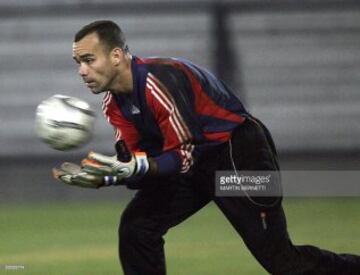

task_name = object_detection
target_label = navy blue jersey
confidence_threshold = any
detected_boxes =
[103,56,249,175]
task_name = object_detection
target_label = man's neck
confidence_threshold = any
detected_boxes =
[111,55,133,94]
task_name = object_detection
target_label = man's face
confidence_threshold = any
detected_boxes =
[72,33,117,94]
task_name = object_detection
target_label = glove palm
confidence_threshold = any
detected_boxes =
[52,162,104,188]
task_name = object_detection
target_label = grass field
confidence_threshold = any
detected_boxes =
[1,198,359,274]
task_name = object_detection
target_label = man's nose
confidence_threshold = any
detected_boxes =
[78,64,88,76]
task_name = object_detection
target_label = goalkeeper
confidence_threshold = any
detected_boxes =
[54,20,360,275]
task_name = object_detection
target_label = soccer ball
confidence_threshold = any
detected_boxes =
[35,94,95,151]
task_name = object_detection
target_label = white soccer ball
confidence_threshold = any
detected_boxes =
[35,94,95,151]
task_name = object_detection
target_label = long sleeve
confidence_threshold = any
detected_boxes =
[145,73,195,175]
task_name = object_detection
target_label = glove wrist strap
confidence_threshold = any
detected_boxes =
[104,175,118,186]
[134,152,149,177]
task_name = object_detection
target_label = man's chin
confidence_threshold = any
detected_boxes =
[89,88,105,94]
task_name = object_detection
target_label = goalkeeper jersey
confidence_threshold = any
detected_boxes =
[102,56,249,176]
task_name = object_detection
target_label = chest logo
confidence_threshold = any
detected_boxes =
[131,105,141,115]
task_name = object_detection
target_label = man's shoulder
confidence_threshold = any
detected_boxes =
[134,56,195,71]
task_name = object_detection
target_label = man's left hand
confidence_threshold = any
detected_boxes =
[53,162,105,188]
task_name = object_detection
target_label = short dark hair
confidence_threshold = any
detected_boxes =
[74,20,128,52]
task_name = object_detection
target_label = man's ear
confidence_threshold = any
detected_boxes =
[111,48,124,66]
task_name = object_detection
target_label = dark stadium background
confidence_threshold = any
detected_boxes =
[1,1,359,274]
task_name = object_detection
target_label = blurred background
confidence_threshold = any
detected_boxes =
[1,0,360,203]
[0,1,360,274]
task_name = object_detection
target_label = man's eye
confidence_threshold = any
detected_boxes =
[84,59,94,64]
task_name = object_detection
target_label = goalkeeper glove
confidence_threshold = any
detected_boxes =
[52,162,105,188]
[81,151,150,186]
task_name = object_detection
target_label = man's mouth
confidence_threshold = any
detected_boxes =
[85,80,96,88]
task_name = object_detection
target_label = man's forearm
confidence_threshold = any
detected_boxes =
[147,157,159,177]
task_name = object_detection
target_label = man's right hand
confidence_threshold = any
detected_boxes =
[53,162,105,189]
